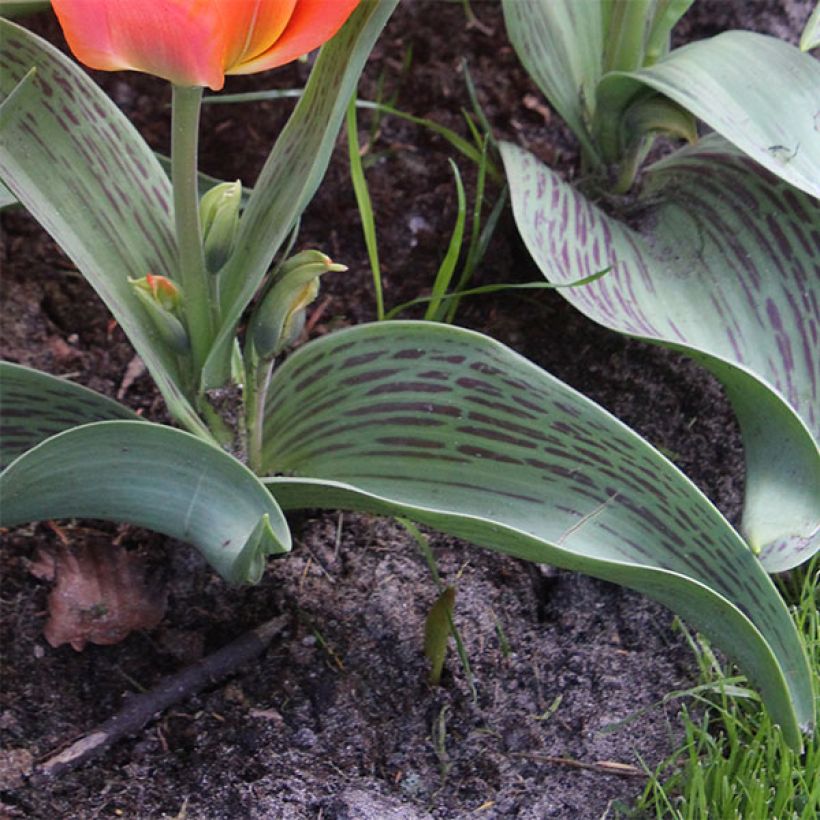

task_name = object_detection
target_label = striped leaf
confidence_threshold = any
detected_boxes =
[501,136,819,572]
[201,0,399,389]
[0,420,290,584]
[501,0,605,164]
[0,156,249,211]
[596,31,820,197]
[259,321,814,748]
[0,19,210,439]
[0,362,138,469]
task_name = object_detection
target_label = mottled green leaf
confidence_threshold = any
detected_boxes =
[260,322,814,748]
[0,420,290,583]
[0,155,249,212]
[0,361,138,469]
[501,136,819,572]
[0,20,209,439]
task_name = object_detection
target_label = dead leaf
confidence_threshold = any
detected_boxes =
[522,93,552,124]
[117,354,146,401]
[46,335,82,364]
[30,542,167,651]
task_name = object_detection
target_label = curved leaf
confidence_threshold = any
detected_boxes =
[0,20,209,439]
[501,0,604,163]
[259,322,814,748]
[501,137,819,572]
[0,361,138,469]
[596,32,820,197]
[0,421,291,583]
[202,0,400,389]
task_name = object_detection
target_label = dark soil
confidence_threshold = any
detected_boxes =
[1,1,812,817]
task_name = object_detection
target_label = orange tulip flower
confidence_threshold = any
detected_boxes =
[51,0,360,91]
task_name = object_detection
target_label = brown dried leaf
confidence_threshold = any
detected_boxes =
[46,335,82,364]
[522,92,552,124]
[30,542,167,651]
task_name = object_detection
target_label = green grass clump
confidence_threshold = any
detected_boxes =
[629,556,819,819]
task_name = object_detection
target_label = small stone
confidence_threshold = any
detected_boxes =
[0,748,33,790]
[292,727,317,749]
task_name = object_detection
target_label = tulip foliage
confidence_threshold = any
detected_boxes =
[501,0,819,574]
[0,3,815,748]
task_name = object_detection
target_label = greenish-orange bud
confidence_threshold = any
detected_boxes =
[199,180,242,274]
[130,273,189,354]
[248,250,346,360]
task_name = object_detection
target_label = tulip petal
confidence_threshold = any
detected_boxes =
[229,0,360,76]
[52,0,226,90]
[214,0,299,69]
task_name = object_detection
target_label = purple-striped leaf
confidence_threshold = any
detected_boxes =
[259,321,813,747]
[501,136,819,572]
[0,362,138,470]
[0,20,211,439]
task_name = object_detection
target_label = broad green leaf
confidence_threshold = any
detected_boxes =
[500,136,819,572]
[596,32,820,197]
[201,0,400,389]
[0,361,138,469]
[0,20,210,440]
[0,420,290,583]
[501,0,604,164]
[260,322,813,748]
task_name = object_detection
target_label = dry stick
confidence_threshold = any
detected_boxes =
[34,615,289,782]
[510,753,647,778]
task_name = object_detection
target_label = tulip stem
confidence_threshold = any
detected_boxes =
[171,84,213,386]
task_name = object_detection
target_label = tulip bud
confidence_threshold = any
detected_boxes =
[199,180,242,274]
[130,274,189,354]
[248,251,346,360]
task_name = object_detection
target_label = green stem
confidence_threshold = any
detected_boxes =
[171,84,213,382]
[246,356,275,475]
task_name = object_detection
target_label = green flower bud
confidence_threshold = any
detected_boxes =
[130,274,189,354]
[248,250,346,360]
[199,180,242,274]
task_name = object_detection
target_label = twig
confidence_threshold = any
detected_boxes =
[509,753,646,778]
[33,615,289,781]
